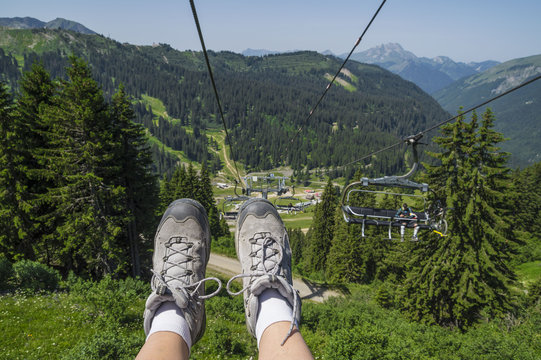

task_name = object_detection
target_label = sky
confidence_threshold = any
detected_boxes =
[2,0,541,63]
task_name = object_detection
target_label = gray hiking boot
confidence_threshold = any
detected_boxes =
[226,198,301,345]
[143,199,222,345]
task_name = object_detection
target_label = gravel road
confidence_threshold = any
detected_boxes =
[208,253,340,303]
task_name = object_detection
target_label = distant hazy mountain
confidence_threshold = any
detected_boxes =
[0,16,96,35]
[344,43,499,94]
[241,48,281,57]
[44,18,96,34]
[0,16,44,29]
[434,54,541,167]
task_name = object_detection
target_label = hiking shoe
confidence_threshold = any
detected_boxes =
[143,199,222,345]
[226,198,301,344]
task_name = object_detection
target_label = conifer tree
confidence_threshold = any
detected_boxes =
[0,82,24,259]
[16,63,56,263]
[303,178,337,274]
[398,110,516,328]
[158,173,172,213]
[38,57,126,276]
[168,166,186,204]
[109,84,158,276]
[184,163,198,199]
[197,162,223,239]
[510,162,541,262]
[288,228,306,266]
[325,207,363,283]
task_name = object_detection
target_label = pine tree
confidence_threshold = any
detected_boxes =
[288,228,306,266]
[510,162,541,263]
[325,207,364,283]
[0,82,25,259]
[38,57,126,276]
[303,178,338,274]
[158,173,173,213]
[15,63,56,263]
[398,110,516,328]
[184,163,198,199]
[197,162,222,239]
[109,84,158,276]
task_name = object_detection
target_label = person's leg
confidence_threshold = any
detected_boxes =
[226,198,314,360]
[259,321,313,360]
[136,332,189,360]
[137,199,222,360]
[412,223,419,240]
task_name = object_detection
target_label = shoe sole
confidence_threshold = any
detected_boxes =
[236,198,281,229]
[156,198,211,268]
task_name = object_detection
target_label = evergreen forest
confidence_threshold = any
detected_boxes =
[0,28,450,177]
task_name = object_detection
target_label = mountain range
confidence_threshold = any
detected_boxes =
[343,43,499,94]
[0,17,503,95]
[0,16,96,35]
[243,43,499,95]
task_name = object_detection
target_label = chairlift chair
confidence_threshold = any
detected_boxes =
[341,135,448,240]
[273,186,304,213]
[221,180,250,220]
[221,195,251,220]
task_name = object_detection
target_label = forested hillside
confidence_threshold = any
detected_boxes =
[0,28,450,176]
[434,54,541,167]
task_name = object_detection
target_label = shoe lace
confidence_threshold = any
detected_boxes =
[225,232,298,346]
[152,236,222,307]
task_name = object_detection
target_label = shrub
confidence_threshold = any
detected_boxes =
[375,282,395,309]
[201,319,248,357]
[211,235,236,257]
[324,325,388,359]
[66,274,147,324]
[60,326,142,360]
[12,259,60,292]
[0,254,14,290]
[528,277,541,307]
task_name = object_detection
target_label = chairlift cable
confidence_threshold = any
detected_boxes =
[189,0,245,189]
[342,73,541,168]
[285,0,388,157]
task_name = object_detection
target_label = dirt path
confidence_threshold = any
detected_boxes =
[208,252,340,303]
[220,133,242,182]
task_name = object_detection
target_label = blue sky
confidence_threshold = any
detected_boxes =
[2,0,540,63]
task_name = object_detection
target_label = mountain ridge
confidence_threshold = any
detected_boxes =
[344,43,500,94]
[434,54,541,167]
[0,16,96,35]
[242,43,500,94]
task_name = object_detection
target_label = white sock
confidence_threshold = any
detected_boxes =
[255,288,294,348]
[147,301,192,349]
